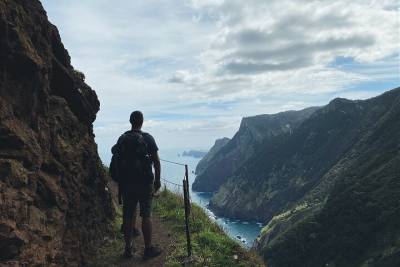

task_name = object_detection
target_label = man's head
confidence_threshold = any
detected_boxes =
[129,111,144,129]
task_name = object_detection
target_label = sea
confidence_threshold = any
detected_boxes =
[159,148,263,248]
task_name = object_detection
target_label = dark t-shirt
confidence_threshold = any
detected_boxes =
[113,130,159,195]
[141,131,158,160]
[112,130,158,158]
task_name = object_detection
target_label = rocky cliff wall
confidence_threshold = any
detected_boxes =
[0,0,113,265]
[209,88,400,222]
[195,137,230,175]
[256,88,400,267]
[192,107,318,192]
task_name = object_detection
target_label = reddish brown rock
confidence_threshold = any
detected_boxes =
[0,0,113,265]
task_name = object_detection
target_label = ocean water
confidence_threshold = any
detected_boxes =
[159,149,263,248]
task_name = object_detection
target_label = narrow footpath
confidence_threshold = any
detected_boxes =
[89,211,175,267]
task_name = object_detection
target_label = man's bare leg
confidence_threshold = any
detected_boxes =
[132,210,137,226]
[121,206,139,235]
[142,217,152,248]
[132,209,138,231]
[123,214,133,257]
[142,216,162,259]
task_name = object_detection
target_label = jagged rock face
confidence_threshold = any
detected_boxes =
[195,137,230,175]
[0,1,113,266]
[209,88,400,221]
[192,107,318,192]
[209,88,400,267]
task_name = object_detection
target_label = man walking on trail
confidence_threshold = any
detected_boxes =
[112,111,162,259]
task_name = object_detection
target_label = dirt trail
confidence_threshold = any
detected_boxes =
[120,216,173,267]
[90,214,175,267]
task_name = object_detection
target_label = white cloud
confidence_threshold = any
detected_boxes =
[40,0,399,162]
[179,0,399,93]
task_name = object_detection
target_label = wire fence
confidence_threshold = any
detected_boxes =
[159,158,192,258]
[161,177,183,188]
[160,158,186,188]
[160,158,186,166]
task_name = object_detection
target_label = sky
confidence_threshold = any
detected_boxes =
[40,0,399,163]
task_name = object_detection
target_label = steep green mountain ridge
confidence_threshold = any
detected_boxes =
[192,107,318,192]
[258,88,400,267]
[206,88,400,267]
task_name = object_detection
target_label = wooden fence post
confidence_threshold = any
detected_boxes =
[183,179,192,257]
[184,164,191,214]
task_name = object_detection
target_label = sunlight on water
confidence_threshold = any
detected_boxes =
[159,149,263,248]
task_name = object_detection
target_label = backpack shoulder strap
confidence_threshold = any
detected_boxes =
[111,131,131,154]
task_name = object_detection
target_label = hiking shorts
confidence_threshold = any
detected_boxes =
[122,191,153,218]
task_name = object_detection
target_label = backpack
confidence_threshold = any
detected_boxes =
[109,152,122,183]
[109,131,153,184]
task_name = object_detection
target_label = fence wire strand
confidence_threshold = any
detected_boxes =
[159,158,191,202]
[161,178,183,187]
[160,158,186,166]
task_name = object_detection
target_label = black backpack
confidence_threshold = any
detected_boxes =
[110,131,153,184]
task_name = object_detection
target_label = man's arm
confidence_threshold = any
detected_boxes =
[118,183,122,205]
[153,151,161,192]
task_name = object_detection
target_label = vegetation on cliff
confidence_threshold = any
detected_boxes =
[192,107,318,192]
[90,189,264,267]
[204,88,400,267]
[256,88,400,267]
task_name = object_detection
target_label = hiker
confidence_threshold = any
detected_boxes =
[110,111,162,259]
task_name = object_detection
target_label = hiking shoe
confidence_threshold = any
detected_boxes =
[123,247,133,258]
[143,246,162,260]
[123,243,135,258]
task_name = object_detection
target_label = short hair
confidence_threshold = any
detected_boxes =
[129,111,144,127]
